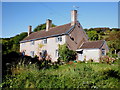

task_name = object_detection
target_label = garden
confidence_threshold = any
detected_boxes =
[1,58,120,88]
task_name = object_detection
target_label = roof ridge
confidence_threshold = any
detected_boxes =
[49,22,71,30]
[21,22,72,42]
[31,22,71,34]
[85,40,104,43]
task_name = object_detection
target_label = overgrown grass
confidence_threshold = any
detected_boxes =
[1,60,120,88]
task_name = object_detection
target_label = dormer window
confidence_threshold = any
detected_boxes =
[56,36,62,42]
[43,39,47,44]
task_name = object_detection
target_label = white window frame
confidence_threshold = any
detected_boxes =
[55,49,59,57]
[30,51,34,58]
[101,49,106,56]
[43,39,47,44]
[30,41,34,45]
[56,36,62,42]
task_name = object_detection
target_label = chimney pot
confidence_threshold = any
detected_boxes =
[71,10,77,26]
[28,25,32,36]
[46,19,52,31]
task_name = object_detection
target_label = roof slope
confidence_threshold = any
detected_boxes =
[21,23,72,42]
[80,40,105,49]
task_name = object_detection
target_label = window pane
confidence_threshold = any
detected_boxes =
[43,39,47,44]
[30,51,34,57]
[60,36,62,42]
[30,41,34,45]
[56,36,62,42]
[102,49,105,56]
[55,50,59,57]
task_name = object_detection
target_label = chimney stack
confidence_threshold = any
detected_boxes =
[28,25,32,36]
[71,10,77,26]
[46,19,52,31]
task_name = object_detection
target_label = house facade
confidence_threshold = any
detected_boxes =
[20,10,88,62]
[20,10,109,62]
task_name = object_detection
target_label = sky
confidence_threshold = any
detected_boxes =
[2,2,118,38]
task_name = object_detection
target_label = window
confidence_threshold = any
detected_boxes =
[22,51,25,56]
[56,36,62,42]
[42,50,47,58]
[55,49,59,57]
[30,51,34,58]
[30,41,34,45]
[102,49,105,56]
[43,39,47,44]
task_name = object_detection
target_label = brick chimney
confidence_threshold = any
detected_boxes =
[71,10,77,26]
[28,25,32,36]
[46,19,52,31]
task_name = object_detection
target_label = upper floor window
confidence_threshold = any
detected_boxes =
[30,41,34,45]
[30,51,34,58]
[43,39,47,44]
[102,49,105,56]
[56,36,62,42]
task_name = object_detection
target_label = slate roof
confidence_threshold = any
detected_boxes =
[80,40,105,49]
[21,23,73,42]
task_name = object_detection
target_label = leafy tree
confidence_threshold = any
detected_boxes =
[2,32,27,54]
[13,32,27,44]
[89,28,94,31]
[106,31,120,53]
[84,29,88,32]
[87,30,99,41]
[33,23,56,32]
[58,44,76,62]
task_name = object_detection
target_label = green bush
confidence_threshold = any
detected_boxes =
[2,61,119,88]
[58,44,77,62]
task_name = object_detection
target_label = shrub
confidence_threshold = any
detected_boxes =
[58,44,77,62]
[2,59,119,88]
[100,56,115,64]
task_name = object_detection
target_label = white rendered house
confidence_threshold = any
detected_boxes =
[20,10,88,62]
[20,10,109,62]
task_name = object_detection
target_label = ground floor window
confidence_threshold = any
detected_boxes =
[55,49,59,57]
[42,50,47,59]
[22,51,25,56]
[102,49,105,56]
[30,51,34,58]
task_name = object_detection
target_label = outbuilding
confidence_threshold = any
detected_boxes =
[76,40,109,62]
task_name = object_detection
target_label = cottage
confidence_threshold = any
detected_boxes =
[20,10,88,62]
[76,40,109,62]
[20,10,109,62]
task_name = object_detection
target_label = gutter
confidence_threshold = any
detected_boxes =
[20,33,66,43]
[20,24,76,43]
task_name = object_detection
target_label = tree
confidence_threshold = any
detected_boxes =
[33,23,56,32]
[2,32,28,55]
[87,30,99,41]
[58,44,76,62]
[106,31,120,53]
